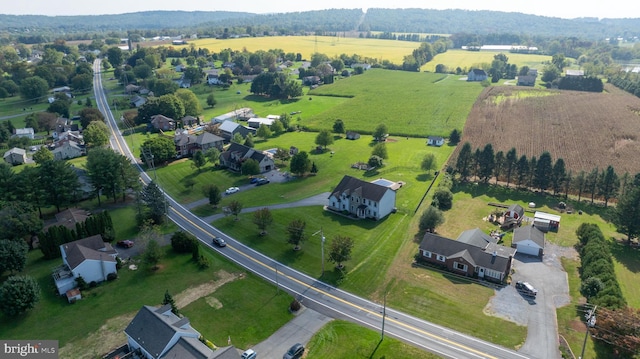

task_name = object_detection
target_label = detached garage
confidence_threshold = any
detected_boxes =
[512,225,545,257]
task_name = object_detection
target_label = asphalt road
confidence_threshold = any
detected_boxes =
[93,59,532,359]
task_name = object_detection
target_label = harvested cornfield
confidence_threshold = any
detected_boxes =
[452,84,640,175]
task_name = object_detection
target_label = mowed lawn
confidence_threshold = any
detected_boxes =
[152,131,454,206]
[422,49,552,72]
[308,69,483,137]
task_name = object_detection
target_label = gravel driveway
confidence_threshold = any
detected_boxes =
[484,242,575,359]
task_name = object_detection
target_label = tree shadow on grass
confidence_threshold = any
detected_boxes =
[609,240,640,273]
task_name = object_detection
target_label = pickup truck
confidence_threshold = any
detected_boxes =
[515,281,538,297]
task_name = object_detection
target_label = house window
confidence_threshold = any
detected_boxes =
[422,250,432,258]
[342,204,346,209]
[454,262,467,271]
[436,255,445,262]
[374,202,377,207]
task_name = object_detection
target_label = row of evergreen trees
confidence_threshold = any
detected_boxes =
[39,211,114,259]
[453,143,623,206]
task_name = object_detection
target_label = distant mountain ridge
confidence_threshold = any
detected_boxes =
[0,8,638,39]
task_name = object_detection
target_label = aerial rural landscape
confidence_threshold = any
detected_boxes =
[1,5,640,359]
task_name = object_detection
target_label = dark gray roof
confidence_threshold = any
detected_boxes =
[210,346,240,359]
[223,142,267,163]
[427,136,443,141]
[125,305,210,359]
[419,232,513,273]
[456,228,497,249]
[195,132,223,146]
[330,175,391,202]
[513,225,545,248]
[60,235,116,270]
[507,204,525,217]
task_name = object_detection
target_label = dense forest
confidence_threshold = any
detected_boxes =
[1,8,639,43]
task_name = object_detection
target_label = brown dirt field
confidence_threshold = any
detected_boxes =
[58,270,239,359]
[452,84,640,175]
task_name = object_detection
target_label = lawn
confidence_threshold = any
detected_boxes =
[307,69,484,137]
[422,49,552,73]
[306,320,440,359]
[151,131,454,207]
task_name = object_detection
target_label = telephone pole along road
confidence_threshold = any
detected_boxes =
[93,59,531,359]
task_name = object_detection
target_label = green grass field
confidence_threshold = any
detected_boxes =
[306,320,440,359]
[422,49,552,72]
[307,69,483,137]
[187,36,422,65]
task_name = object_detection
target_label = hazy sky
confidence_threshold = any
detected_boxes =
[1,0,638,20]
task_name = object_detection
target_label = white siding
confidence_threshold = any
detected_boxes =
[376,189,396,219]
[72,259,116,283]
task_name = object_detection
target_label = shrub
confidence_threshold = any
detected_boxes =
[107,272,118,281]
[89,281,97,288]
[171,231,199,254]
[432,188,453,210]
[196,254,210,269]
[289,299,301,312]
[76,275,88,290]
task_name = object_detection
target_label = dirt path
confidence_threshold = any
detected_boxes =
[58,270,240,359]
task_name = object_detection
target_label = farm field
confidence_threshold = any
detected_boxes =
[452,84,640,175]
[308,69,484,137]
[422,49,552,72]
[185,36,422,65]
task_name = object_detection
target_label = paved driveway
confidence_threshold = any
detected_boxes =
[485,243,573,359]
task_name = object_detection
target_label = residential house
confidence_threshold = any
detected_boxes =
[3,147,26,165]
[13,128,35,139]
[512,225,545,257]
[150,115,176,131]
[303,76,321,86]
[517,75,537,86]
[219,142,275,173]
[54,130,84,146]
[125,84,140,94]
[181,115,200,127]
[125,304,238,359]
[211,108,254,124]
[47,208,90,230]
[130,95,146,108]
[179,78,191,88]
[53,117,77,135]
[53,235,117,295]
[52,141,85,160]
[427,136,444,146]
[53,86,71,94]
[351,63,371,71]
[217,120,252,142]
[174,131,224,157]
[327,175,397,220]
[247,117,275,129]
[418,229,516,283]
[503,204,525,228]
[175,64,186,72]
[533,211,561,232]
[565,69,585,77]
[346,131,360,140]
[467,69,488,82]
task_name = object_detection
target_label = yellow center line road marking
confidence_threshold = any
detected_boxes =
[170,207,500,359]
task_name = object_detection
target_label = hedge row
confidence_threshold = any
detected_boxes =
[576,223,626,309]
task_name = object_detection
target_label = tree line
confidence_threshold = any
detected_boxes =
[39,211,114,259]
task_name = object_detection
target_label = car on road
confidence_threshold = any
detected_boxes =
[515,281,537,297]
[117,240,134,248]
[255,178,270,186]
[283,343,304,359]
[225,187,240,195]
[212,237,226,247]
[241,349,256,359]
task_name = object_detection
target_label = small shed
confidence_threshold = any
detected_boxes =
[66,288,82,303]
[346,131,360,140]
[534,211,561,232]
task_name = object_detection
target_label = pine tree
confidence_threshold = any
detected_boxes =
[162,290,179,315]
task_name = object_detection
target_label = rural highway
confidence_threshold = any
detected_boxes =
[92,59,532,359]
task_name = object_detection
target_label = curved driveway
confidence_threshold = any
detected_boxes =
[94,59,532,359]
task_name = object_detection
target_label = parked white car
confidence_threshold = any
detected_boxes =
[225,187,240,195]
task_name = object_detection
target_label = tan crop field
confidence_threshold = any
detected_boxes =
[186,36,421,64]
[452,84,640,175]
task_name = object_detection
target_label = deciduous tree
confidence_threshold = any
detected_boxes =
[256,124,272,140]
[202,184,222,207]
[19,76,49,102]
[373,123,388,142]
[421,153,437,175]
[286,219,306,250]
[252,207,273,235]
[372,142,388,159]
[290,151,311,176]
[0,275,40,317]
[191,150,206,172]
[83,121,110,148]
[329,235,354,269]
[315,129,333,149]
[332,119,345,135]
[227,200,243,220]
[419,205,445,233]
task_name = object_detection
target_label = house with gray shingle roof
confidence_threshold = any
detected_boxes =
[327,175,397,220]
[418,229,516,283]
[125,305,238,359]
[3,147,26,165]
[53,235,117,295]
[219,142,274,173]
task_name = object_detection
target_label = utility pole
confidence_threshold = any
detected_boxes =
[312,227,326,276]
[381,291,387,340]
[579,305,597,359]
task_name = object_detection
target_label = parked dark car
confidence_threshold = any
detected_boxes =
[212,237,226,247]
[283,343,304,359]
[117,240,134,248]
[255,178,270,186]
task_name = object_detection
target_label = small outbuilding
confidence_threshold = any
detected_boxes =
[427,136,444,147]
[512,225,545,257]
[534,211,561,232]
